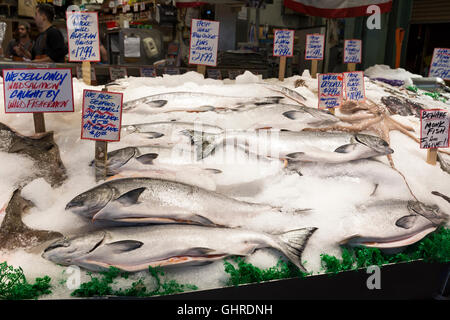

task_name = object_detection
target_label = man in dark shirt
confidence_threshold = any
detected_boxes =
[5,22,34,61]
[32,3,67,63]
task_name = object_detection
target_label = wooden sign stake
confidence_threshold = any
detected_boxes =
[197,65,206,76]
[347,63,356,72]
[278,56,287,81]
[82,61,92,85]
[311,60,318,78]
[426,148,438,165]
[33,113,46,133]
[94,87,109,182]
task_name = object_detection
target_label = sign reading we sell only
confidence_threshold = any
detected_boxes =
[420,109,449,149]
[318,73,343,109]
[81,89,123,141]
[66,11,100,62]
[189,19,220,67]
[428,48,450,80]
[305,34,324,60]
[343,39,362,64]
[273,29,294,57]
[3,68,74,113]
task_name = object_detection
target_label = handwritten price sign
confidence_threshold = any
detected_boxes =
[109,66,128,81]
[81,89,123,142]
[318,73,343,109]
[273,29,294,57]
[189,19,220,67]
[67,12,100,62]
[420,109,449,149]
[305,34,324,60]
[140,67,156,77]
[344,39,362,64]
[428,48,450,80]
[3,68,74,113]
[343,71,365,102]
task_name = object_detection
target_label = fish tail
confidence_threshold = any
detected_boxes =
[275,227,317,273]
[181,130,222,160]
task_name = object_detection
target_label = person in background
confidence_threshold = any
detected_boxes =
[32,3,67,63]
[5,22,33,61]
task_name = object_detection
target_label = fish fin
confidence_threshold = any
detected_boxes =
[136,153,158,165]
[339,234,361,246]
[147,100,167,108]
[255,126,272,130]
[369,183,379,197]
[144,132,164,139]
[395,215,418,229]
[203,168,222,174]
[431,191,450,204]
[259,96,285,104]
[183,247,216,256]
[187,214,220,227]
[105,240,144,253]
[115,188,147,206]
[275,227,317,273]
[181,130,222,160]
[334,144,357,154]
[285,152,305,160]
[283,110,305,120]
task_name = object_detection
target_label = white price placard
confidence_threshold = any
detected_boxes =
[66,12,100,62]
[81,89,123,142]
[3,68,74,113]
[420,109,449,149]
[189,19,220,67]
[273,29,294,57]
[344,39,362,64]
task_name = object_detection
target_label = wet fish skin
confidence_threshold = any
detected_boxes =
[0,123,67,187]
[183,129,394,163]
[42,225,317,273]
[65,177,310,227]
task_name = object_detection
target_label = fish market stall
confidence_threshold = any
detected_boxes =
[0,67,449,300]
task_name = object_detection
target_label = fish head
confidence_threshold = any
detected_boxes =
[339,200,447,249]
[407,200,448,225]
[354,134,394,157]
[42,231,106,266]
[65,185,115,219]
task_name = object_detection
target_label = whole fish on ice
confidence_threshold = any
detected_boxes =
[0,123,67,187]
[91,146,221,191]
[123,92,284,113]
[183,129,394,163]
[120,121,223,147]
[65,177,310,227]
[42,225,317,273]
[340,199,448,249]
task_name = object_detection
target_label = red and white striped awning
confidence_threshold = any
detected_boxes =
[283,0,393,18]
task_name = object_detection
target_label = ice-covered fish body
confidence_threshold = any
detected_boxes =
[65,177,303,227]
[121,121,223,146]
[340,199,448,249]
[93,145,219,191]
[42,225,317,272]
[184,129,394,163]
[123,92,283,113]
[224,104,340,130]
